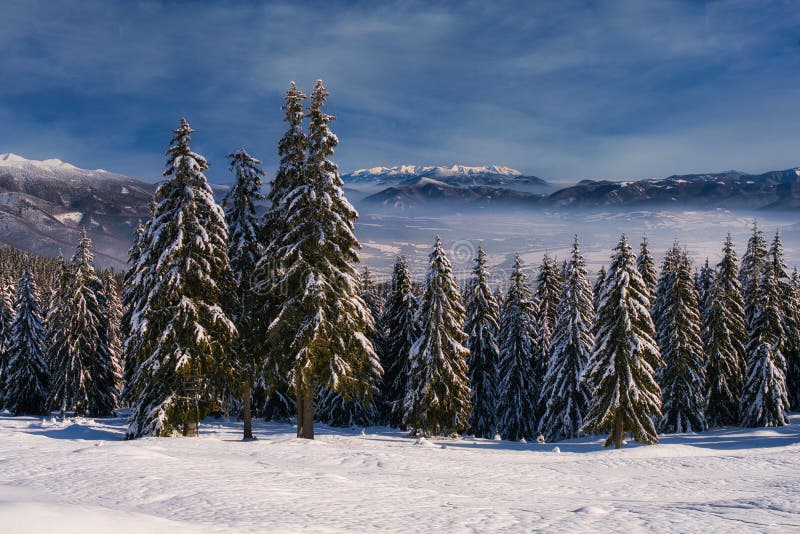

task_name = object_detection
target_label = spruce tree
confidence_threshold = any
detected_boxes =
[740,221,768,324]
[496,255,538,441]
[656,248,707,433]
[582,235,663,448]
[696,258,714,320]
[740,264,789,427]
[223,148,265,439]
[538,237,593,442]
[404,237,471,435]
[4,264,49,415]
[0,275,13,407]
[592,265,606,313]
[380,256,419,428]
[49,230,118,416]
[636,236,658,301]
[256,81,380,439]
[769,231,800,410]
[464,245,501,438]
[120,218,149,404]
[101,270,124,395]
[252,83,308,425]
[317,268,381,428]
[532,254,561,401]
[704,235,746,427]
[125,119,236,438]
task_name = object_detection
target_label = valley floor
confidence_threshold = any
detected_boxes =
[0,413,799,533]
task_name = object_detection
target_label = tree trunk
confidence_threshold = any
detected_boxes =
[300,387,315,440]
[614,412,624,449]
[296,393,304,438]
[242,384,253,440]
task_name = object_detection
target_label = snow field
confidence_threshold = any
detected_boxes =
[0,413,799,532]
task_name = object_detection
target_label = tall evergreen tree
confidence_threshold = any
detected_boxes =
[740,264,789,427]
[656,248,707,433]
[538,237,593,442]
[592,265,606,313]
[496,255,538,441]
[769,231,800,410]
[0,275,13,406]
[583,235,663,448]
[532,254,561,400]
[404,237,471,435]
[223,148,265,439]
[740,221,768,324]
[255,81,380,439]
[636,236,658,301]
[704,235,746,427]
[49,230,118,416]
[4,264,49,415]
[464,245,501,438]
[125,119,236,439]
[253,83,308,425]
[380,256,419,428]
[101,270,124,394]
[120,218,149,404]
[696,258,714,320]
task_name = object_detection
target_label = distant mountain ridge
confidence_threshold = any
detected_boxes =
[363,166,800,210]
[343,165,549,188]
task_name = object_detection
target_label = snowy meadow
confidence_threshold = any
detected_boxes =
[1,412,799,532]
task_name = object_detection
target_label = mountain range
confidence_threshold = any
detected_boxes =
[0,154,796,267]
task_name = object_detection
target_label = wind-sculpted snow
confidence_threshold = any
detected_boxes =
[0,413,799,532]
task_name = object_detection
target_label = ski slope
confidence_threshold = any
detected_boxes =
[0,413,799,532]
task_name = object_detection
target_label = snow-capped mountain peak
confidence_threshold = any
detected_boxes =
[347,164,522,179]
[0,153,83,172]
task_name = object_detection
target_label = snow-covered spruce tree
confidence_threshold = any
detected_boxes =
[404,237,471,435]
[592,265,606,313]
[652,243,680,345]
[101,269,124,395]
[317,267,383,428]
[637,236,658,301]
[4,264,49,415]
[464,245,501,438]
[49,230,118,417]
[704,234,746,427]
[496,255,538,441]
[582,235,663,449]
[656,248,707,434]
[251,82,307,426]
[696,258,714,320]
[256,81,380,439]
[790,268,800,409]
[532,254,562,397]
[125,119,236,439]
[120,218,149,404]
[222,148,265,439]
[769,231,800,410]
[379,256,420,428]
[0,274,13,406]
[740,221,768,324]
[740,263,789,427]
[538,237,593,442]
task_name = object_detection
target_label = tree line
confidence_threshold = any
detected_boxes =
[0,79,797,448]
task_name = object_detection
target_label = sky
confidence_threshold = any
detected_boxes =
[0,0,798,183]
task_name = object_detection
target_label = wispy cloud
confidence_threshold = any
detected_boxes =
[0,0,798,181]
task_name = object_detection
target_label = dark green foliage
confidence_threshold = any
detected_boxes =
[583,235,663,448]
[538,237,593,442]
[380,257,419,428]
[496,255,538,441]
[404,237,471,435]
[704,235,746,427]
[464,245,501,438]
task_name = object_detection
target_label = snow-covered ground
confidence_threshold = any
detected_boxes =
[1,413,799,532]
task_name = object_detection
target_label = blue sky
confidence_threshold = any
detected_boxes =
[0,0,798,182]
